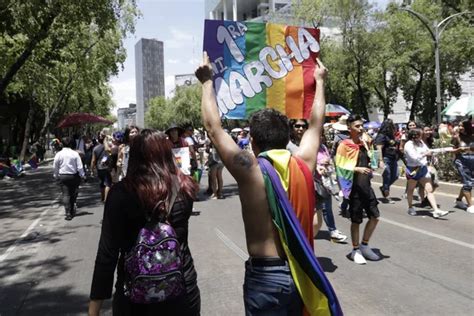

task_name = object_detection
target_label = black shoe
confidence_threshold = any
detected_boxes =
[420,198,431,208]
[65,215,72,221]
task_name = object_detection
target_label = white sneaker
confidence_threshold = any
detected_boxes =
[360,244,380,261]
[350,249,367,264]
[408,207,417,216]
[455,200,467,210]
[432,209,449,219]
[330,230,348,243]
[466,206,474,214]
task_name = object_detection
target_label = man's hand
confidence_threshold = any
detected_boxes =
[378,161,385,170]
[195,51,213,84]
[316,165,327,176]
[313,57,328,82]
[354,167,372,175]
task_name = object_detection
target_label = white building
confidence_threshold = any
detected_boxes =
[117,103,137,130]
[175,74,199,88]
[205,0,291,21]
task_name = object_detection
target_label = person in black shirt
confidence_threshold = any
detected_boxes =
[374,119,399,203]
[89,129,200,316]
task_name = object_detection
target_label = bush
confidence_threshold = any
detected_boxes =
[432,139,461,182]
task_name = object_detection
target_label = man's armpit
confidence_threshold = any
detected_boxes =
[233,150,254,169]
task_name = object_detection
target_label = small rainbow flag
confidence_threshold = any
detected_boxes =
[203,19,320,119]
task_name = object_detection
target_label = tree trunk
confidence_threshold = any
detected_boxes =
[19,101,35,162]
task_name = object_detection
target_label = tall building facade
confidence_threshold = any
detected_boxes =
[135,38,164,127]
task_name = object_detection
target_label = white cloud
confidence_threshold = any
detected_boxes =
[165,27,193,49]
[188,57,200,65]
[110,77,136,115]
[168,58,180,64]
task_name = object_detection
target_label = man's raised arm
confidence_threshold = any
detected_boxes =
[295,58,328,172]
[195,52,250,179]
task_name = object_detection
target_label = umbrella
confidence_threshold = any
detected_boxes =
[364,121,381,129]
[325,103,351,117]
[57,112,113,128]
[441,96,474,117]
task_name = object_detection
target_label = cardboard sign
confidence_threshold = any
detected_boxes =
[203,19,320,119]
[172,147,191,175]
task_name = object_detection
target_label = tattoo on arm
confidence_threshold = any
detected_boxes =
[233,151,253,169]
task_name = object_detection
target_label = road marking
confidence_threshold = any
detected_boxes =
[0,197,60,264]
[214,228,248,261]
[371,181,460,199]
[379,217,474,250]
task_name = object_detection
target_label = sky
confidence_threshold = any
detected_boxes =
[110,0,390,114]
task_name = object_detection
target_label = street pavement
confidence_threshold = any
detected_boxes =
[0,161,473,315]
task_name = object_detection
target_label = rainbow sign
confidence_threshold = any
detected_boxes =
[203,19,320,119]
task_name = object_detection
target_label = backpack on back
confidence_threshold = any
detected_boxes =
[123,181,184,304]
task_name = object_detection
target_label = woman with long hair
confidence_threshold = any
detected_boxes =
[89,129,200,315]
[451,118,474,213]
[374,119,399,203]
[404,129,448,219]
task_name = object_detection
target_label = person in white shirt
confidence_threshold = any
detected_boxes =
[404,129,448,219]
[53,137,85,220]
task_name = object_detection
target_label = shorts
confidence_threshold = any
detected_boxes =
[405,165,430,181]
[97,169,112,188]
[348,188,380,224]
[455,156,474,192]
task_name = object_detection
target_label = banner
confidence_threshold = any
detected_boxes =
[172,147,191,175]
[203,19,320,119]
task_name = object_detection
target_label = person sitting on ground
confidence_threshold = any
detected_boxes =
[451,118,474,214]
[335,115,381,265]
[196,52,341,315]
[89,129,200,315]
[404,129,448,218]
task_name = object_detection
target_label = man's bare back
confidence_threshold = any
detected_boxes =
[195,51,327,258]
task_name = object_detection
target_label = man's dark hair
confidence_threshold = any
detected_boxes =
[346,114,363,127]
[249,108,290,152]
[61,137,72,148]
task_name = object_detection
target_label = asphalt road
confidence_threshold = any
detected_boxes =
[0,162,473,315]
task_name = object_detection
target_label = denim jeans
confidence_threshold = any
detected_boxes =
[244,258,302,316]
[317,196,336,231]
[382,157,399,192]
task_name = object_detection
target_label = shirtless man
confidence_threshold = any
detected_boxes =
[195,52,327,314]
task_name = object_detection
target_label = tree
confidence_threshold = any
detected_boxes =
[145,84,202,130]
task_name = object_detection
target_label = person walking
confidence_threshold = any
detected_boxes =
[375,119,400,203]
[451,118,474,213]
[196,53,341,315]
[404,129,448,218]
[89,129,200,316]
[91,134,113,202]
[207,142,224,199]
[53,137,85,220]
[336,115,381,265]
[117,125,139,181]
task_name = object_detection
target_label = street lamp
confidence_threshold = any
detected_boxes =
[399,6,471,123]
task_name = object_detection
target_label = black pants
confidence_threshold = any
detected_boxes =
[59,174,81,216]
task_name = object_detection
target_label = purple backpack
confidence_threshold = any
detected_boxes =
[124,182,185,304]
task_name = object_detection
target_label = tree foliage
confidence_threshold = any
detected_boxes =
[292,0,473,123]
[145,84,202,130]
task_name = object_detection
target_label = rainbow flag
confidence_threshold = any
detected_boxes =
[258,150,343,316]
[203,20,320,119]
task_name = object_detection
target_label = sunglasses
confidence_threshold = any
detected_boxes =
[294,124,308,129]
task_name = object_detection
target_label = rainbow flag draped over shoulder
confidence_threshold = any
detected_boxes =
[258,150,343,316]
[203,19,320,119]
[335,139,360,199]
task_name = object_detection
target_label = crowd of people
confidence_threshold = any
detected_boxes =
[26,52,474,315]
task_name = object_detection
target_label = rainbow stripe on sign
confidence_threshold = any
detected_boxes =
[203,19,320,119]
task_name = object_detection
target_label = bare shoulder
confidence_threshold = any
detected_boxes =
[228,150,260,183]
[232,150,255,169]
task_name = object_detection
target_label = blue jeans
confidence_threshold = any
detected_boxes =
[244,258,302,315]
[382,157,399,192]
[317,196,336,231]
